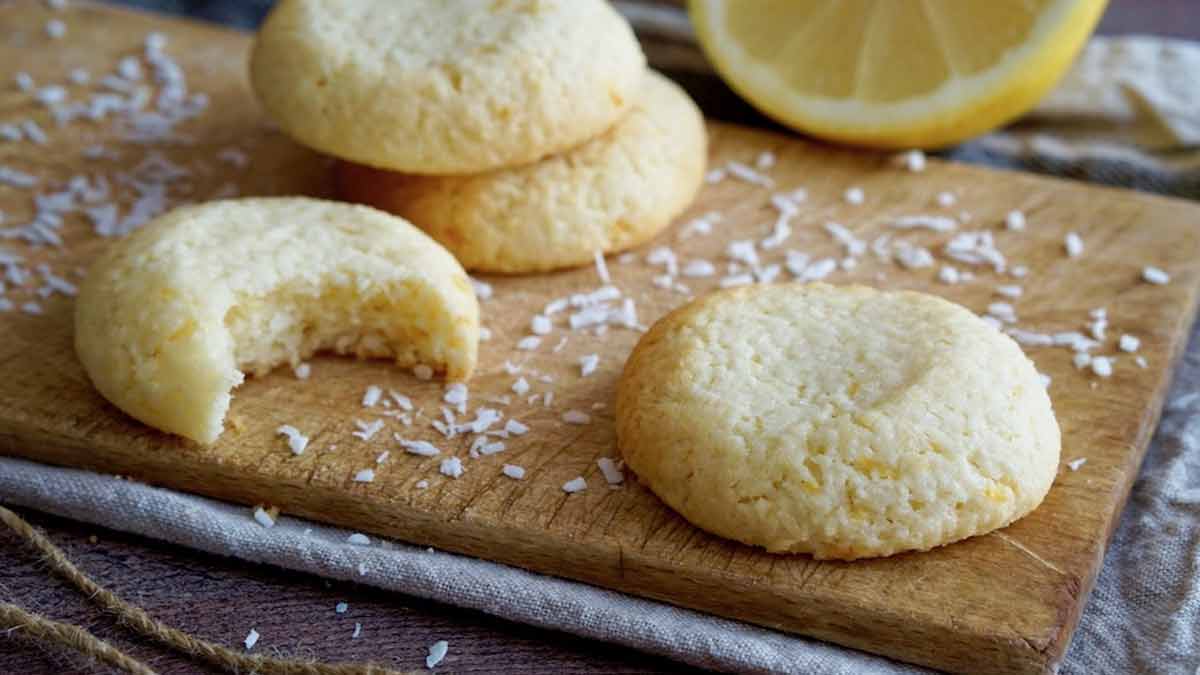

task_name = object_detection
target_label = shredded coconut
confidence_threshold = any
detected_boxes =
[579,354,599,377]
[893,242,934,269]
[1064,232,1084,258]
[1066,457,1088,471]
[502,464,526,480]
[799,258,837,281]
[398,438,440,457]
[517,336,541,350]
[347,533,370,546]
[1005,210,1026,231]
[45,18,66,39]
[936,191,957,207]
[252,507,274,529]
[362,385,382,407]
[944,231,1006,272]
[426,641,449,669]
[682,259,715,277]
[292,362,311,379]
[388,390,413,411]
[593,250,610,284]
[724,160,773,187]
[844,187,865,205]
[596,458,624,485]
[352,419,384,441]
[1091,356,1113,378]
[439,457,464,478]
[995,285,1022,299]
[1142,266,1170,285]
[891,215,957,233]
[1135,356,1148,368]
[898,149,926,172]
[755,150,776,170]
[1119,334,1140,353]
[562,477,587,493]
[938,266,961,285]
[530,314,552,335]
[824,222,865,257]
[353,468,375,483]
[562,410,591,425]
[352,623,362,638]
[335,602,348,614]
[244,628,259,650]
[504,419,528,436]
[276,425,308,455]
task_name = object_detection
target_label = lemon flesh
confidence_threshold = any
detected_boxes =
[690,0,1107,149]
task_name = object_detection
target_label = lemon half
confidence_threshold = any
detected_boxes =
[690,0,1107,149]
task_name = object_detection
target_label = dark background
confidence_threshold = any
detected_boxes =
[4,1,1200,674]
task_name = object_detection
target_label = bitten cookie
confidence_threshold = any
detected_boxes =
[251,0,646,175]
[615,283,1060,560]
[75,198,480,444]
[336,72,707,273]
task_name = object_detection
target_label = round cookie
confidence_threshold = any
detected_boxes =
[76,197,479,445]
[615,283,1060,560]
[251,0,646,175]
[336,72,707,273]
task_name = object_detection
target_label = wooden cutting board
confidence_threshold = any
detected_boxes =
[3,3,1199,673]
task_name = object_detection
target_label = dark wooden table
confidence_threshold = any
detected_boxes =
[3,2,1197,673]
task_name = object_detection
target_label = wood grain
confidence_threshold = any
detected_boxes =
[2,3,1200,674]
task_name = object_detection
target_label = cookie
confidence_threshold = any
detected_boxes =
[615,283,1060,560]
[336,72,706,273]
[250,0,646,175]
[75,197,479,444]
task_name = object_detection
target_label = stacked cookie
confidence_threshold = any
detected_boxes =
[250,0,707,273]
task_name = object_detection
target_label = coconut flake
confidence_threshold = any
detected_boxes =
[593,250,610,284]
[244,629,259,650]
[353,468,376,483]
[562,410,591,425]
[426,641,449,669]
[1064,232,1084,258]
[398,438,440,457]
[1142,266,1170,285]
[276,425,309,455]
[292,362,311,379]
[800,258,837,282]
[530,314,552,335]
[352,419,384,441]
[502,464,526,480]
[517,336,541,351]
[252,507,275,529]
[725,161,774,187]
[352,622,362,638]
[844,187,865,205]
[898,150,926,172]
[1066,457,1087,471]
[682,259,715,277]
[824,222,865,257]
[597,458,624,485]
[335,602,348,614]
[1005,210,1026,231]
[439,457,464,478]
[1091,356,1113,378]
[891,215,957,233]
[362,385,383,407]
[562,477,587,493]
[1119,335,1140,353]
[579,354,600,377]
